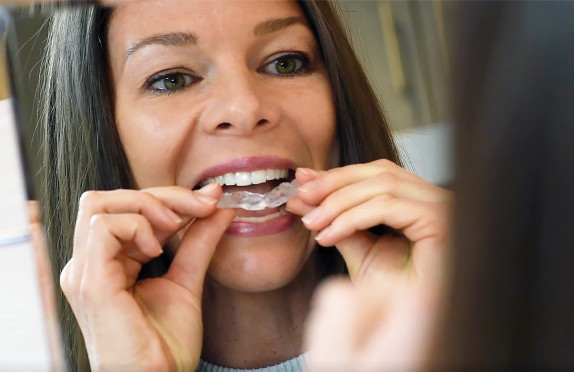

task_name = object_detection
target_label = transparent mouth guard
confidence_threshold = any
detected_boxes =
[217,179,300,211]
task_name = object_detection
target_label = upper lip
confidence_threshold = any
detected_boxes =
[192,156,297,188]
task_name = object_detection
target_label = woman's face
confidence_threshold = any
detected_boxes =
[107,0,336,291]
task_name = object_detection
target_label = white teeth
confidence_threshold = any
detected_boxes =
[233,206,287,223]
[201,168,289,187]
[223,173,236,186]
[251,170,267,184]
[266,169,276,180]
[235,172,251,186]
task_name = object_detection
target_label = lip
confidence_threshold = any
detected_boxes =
[226,211,298,237]
[192,156,297,188]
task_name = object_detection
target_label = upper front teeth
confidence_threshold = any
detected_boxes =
[201,169,288,187]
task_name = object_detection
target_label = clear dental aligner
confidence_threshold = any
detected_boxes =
[217,179,300,211]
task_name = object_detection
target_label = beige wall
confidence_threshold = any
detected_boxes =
[340,1,452,131]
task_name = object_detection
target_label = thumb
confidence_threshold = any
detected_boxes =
[164,208,236,295]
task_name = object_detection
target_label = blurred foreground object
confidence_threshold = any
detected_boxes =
[432,1,574,370]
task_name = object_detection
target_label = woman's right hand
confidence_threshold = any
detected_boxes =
[60,184,235,371]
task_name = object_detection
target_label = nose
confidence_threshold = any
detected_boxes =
[199,67,277,135]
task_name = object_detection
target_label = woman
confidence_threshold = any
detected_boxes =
[40,0,450,370]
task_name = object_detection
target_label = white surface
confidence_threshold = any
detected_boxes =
[395,123,453,186]
[0,99,29,242]
[0,241,52,372]
[0,98,52,371]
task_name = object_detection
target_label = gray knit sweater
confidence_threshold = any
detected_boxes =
[196,354,307,372]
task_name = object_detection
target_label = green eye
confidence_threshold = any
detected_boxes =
[275,57,298,74]
[163,74,186,90]
[147,72,195,93]
[263,53,308,76]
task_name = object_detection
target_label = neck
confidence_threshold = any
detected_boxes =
[201,256,319,369]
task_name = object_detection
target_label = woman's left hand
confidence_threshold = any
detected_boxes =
[287,159,452,284]
[287,159,451,371]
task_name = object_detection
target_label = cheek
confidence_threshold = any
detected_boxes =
[114,99,193,188]
[298,84,337,168]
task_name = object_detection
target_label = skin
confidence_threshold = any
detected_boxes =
[295,161,451,371]
[59,0,452,370]
[107,0,335,294]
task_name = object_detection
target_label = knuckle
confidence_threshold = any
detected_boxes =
[374,158,396,169]
[137,190,155,203]
[79,190,101,209]
[376,171,400,188]
[59,274,70,294]
[318,195,337,216]
[88,213,109,231]
[59,262,76,295]
[374,193,394,206]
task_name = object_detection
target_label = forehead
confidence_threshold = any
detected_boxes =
[107,0,308,48]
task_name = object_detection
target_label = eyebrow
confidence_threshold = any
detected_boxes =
[125,16,308,59]
[253,16,308,37]
[126,32,197,59]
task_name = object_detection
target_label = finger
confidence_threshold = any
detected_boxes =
[73,190,181,263]
[285,168,319,215]
[315,196,448,250]
[73,184,221,270]
[285,195,314,216]
[59,259,77,302]
[297,159,437,205]
[142,183,221,217]
[300,175,446,233]
[164,208,236,294]
[81,213,164,300]
[76,184,221,241]
[295,167,319,184]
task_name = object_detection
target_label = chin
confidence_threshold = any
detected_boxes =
[206,220,316,293]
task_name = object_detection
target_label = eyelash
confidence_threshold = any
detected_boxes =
[261,52,311,76]
[144,70,198,95]
[143,52,312,96]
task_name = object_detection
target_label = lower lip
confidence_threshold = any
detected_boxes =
[225,210,298,237]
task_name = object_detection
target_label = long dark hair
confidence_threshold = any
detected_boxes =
[40,2,400,370]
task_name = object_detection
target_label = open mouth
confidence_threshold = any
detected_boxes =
[195,168,296,222]
[197,168,294,189]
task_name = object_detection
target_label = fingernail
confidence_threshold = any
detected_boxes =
[315,226,332,242]
[301,207,322,226]
[298,181,317,193]
[197,182,219,195]
[196,193,218,205]
[153,243,164,256]
[297,167,318,178]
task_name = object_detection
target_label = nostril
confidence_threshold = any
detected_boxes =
[217,122,232,130]
[214,119,269,131]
